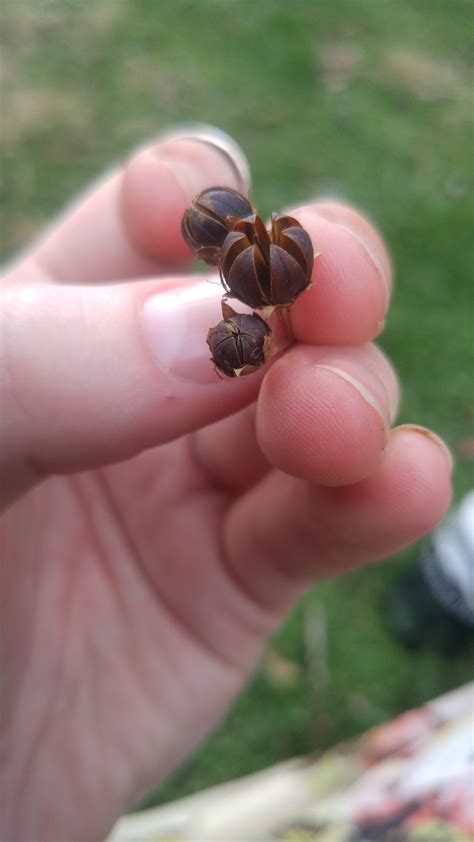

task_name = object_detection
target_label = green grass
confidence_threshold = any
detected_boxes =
[1,0,473,808]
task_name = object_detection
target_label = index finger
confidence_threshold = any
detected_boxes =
[288,201,393,345]
[11,127,250,285]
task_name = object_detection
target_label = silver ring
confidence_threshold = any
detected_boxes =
[157,123,251,195]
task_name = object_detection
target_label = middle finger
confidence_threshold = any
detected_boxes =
[192,341,399,493]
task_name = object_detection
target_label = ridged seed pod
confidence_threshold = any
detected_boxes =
[206,307,272,377]
[181,187,254,265]
[220,213,314,309]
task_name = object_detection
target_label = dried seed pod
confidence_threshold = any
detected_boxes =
[220,213,314,310]
[206,305,272,377]
[181,187,254,265]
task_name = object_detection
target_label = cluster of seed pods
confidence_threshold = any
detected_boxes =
[182,187,315,377]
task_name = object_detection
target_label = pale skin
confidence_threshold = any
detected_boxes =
[0,132,452,840]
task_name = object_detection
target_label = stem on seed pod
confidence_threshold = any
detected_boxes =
[278,305,293,347]
[265,305,294,360]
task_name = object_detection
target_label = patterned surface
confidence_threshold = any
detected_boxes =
[108,683,474,841]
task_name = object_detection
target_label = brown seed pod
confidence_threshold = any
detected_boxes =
[219,212,314,310]
[181,187,254,265]
[206,303,272,377]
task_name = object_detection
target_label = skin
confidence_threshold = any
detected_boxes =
[0,135,452,840]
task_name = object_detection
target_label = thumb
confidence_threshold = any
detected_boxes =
[0,278,261,509]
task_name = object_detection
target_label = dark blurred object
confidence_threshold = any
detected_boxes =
[384,491,474,655]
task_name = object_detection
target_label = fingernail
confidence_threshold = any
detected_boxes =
[156,124,251,195]
[315,364,389,427]
[394,424,454,470]
[142,281,226,384]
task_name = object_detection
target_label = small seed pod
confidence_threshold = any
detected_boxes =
[206,304,272,377]
[181,187,254,265]
[220,213,314,310]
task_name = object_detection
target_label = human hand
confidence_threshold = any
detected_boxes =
[0,126,452,840]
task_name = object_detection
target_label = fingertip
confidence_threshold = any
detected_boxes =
[334,424,453,542]
[121,135,250,266]
[387,424,453,531]
[310,199,392,289]
[288,208,391,346]
[31,128,251,284]
[121,150,192,265]
[257,347,388,486]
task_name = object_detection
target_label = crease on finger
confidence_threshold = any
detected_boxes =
[332,221,391,297]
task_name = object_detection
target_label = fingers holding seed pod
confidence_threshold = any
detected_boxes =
[207,306,272,377]
[181,187,317,378]
[181,186,254,265]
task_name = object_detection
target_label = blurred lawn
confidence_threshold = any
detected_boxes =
[1,0,473,808]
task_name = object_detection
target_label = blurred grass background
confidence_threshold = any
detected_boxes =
[1,0,473,808]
